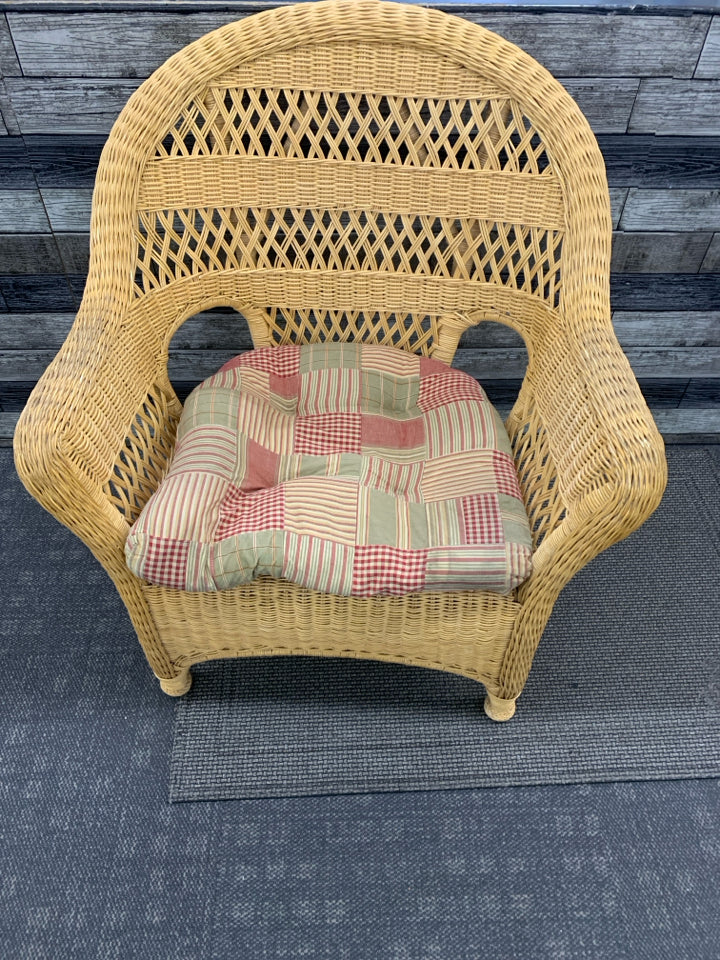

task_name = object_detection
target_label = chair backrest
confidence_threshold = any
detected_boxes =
[88,0,611,373]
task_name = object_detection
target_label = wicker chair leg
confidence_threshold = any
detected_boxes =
[157,668,192,697]
[484,692,517,722]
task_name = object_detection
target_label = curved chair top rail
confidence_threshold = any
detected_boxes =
[87,0,611,363]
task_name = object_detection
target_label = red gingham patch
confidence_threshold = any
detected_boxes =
[215,484,285,539]
[361,414,425,450]
[460,493,504,545]
[220,345,301,377]
[137,537,190,590]
[419,355,452,378]
[351,546,429,596]
[418,369,484,411]
[240,439,280,494]
[294,414,362,454]
[269,371,300,399]
[493,450,524,499]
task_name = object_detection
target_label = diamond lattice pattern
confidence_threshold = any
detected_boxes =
[135,207,562,302]
[154,89,551,172]
[136,87,563,318]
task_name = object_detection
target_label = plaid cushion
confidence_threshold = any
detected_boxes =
[125,343,533,596]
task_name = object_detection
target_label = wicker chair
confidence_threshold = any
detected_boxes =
[14,0,666,721]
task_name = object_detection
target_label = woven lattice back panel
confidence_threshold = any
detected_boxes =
[133,39,565,358]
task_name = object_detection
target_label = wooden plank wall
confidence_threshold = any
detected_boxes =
[0,2,719,443]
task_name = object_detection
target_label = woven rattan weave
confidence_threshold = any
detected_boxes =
[14,0,667,720]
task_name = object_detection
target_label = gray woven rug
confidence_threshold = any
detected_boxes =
[170,446,720,801]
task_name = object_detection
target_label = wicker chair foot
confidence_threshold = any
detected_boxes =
[158,669,192,697]
[484,692,517,722]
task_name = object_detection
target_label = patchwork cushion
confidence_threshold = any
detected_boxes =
[125,343,533,596]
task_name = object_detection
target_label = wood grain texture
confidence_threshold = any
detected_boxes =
[4,311,718,352]
[11,133,720,191]
[611,311,720,347]
[599,135,720,189]
[55,233,90,274]
[682,378,720,405]
[4,77,140,134]
[696,15,720,79]
[3,73,640,136]
[700,233,720,272]
[0,234,63,275]
[0,190,50,233]
[608,187,627,229]
[6,11,710,79]
[0,77,19,135]
[611,231,713,273]
[0,14,21,78]
[0,275,79,311]
[0,136,35,188]
[611,274,720,311]
[620,189,720,232]
[630,79,720,135]
[25,134,106,188]
[40,188,92,232]
[652,408,720,439]
[4,344,719,381]
[0,313,75,349]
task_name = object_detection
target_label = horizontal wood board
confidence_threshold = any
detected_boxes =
[5,11,711,78]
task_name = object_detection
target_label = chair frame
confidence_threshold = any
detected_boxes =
[14,0,666,720]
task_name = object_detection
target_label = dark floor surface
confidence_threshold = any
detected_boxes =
[2,447,719,960]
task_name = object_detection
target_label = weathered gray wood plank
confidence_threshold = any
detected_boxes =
[0,313,75,349]
[7,12,710,79]
[652,408,720,439]
[696,15,720,79]
[40,188,92,232]
[4,75,637,136]
[560,79,638,135]
[5,345,719,382]
[611,312,720,347]
[630,79,720,135]
[55,233,90,274]
[620,189,720,232]
[611,231,713,273]
[0,77,20,135]
[0,112,7,137]
[0,411,18,441]
[4,310,718,353]
[0,190,51,232]
[609,188,627,230]
[0,234,63,275]
[0,14,21,78]
[700,233,720,272]
[5,78,140,135]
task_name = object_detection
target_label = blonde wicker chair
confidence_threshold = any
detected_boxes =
[14,0,666,721]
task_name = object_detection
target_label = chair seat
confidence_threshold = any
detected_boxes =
[125,343,533,596]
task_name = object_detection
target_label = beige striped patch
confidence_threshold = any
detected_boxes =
[360,344,422,376]
[236,392,295,454]
[421,450,502,501]
[284,477,359,546]
[299,368,361,415]
[139,472,229,541]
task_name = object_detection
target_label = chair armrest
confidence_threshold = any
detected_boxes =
[13,298,180,573]
[510,309,667,561]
